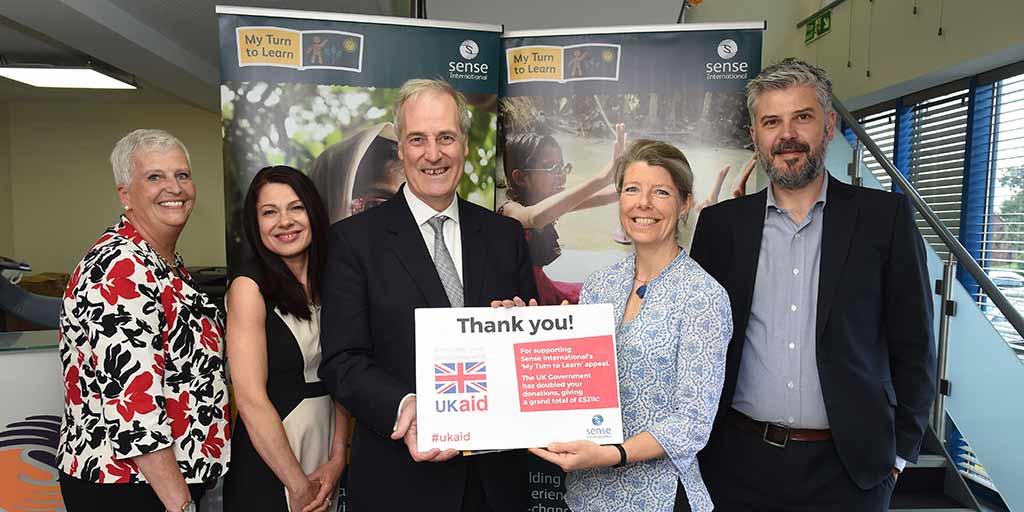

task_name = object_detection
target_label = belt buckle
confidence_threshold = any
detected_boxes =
[763,422,790,448]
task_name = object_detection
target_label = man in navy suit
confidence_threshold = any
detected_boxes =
[692,58,936,511]
[319,79,536,511]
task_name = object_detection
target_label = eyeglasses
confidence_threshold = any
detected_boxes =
[521,161,573,175]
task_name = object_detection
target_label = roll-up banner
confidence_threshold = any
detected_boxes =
[501,23,762,509]
[218,6,502,270]
[217,7,502,510]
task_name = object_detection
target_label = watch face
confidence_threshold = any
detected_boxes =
[183,502,197,512]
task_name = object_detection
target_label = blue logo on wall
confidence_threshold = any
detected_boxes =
[591,414,604,426]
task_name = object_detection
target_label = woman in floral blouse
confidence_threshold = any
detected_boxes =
[58,129,229,512]
[530,140,732,512]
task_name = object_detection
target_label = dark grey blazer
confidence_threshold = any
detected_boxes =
[319,185,538,511]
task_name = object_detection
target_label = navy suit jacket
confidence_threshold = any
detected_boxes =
[319,186,537,511]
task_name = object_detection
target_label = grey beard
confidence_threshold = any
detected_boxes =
[757,146,826,190]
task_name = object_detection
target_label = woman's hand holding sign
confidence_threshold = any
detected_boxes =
[529,441,619,471]
[530,432,666,472]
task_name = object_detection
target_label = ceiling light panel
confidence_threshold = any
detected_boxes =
[0,67,135,89]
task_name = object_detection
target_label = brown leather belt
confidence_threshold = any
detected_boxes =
[727,408,832,448]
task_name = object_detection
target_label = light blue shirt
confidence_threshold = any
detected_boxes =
[733,178,829,429]
[566,250,732,512]
[730,177,907,472]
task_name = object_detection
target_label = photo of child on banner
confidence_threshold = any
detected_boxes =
[502,27,763,512]
[221,82,498,268]
[498,92,756,306]
[218,10,509,512]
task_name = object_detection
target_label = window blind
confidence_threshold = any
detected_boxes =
[977,73,1024,351]
[907,89,970,261]
[855,109,897,191]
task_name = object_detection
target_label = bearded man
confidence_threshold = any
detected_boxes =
[690,58,936,511]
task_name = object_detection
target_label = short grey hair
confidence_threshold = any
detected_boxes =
[746,57,833,124]
[110,129,191,186]
[393,79,472,138]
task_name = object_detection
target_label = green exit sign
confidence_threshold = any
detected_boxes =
[805,9,832,44]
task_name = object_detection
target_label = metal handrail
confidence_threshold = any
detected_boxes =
[833,98,1024,340]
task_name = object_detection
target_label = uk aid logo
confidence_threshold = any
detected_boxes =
[434,361,489,413]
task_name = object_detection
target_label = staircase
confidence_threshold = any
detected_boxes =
[833,99,1023,512]
[890,428,979,511]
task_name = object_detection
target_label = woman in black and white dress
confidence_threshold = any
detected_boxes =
[223,166,349,512]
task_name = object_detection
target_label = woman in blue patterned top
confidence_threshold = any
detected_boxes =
[529,140,732,511]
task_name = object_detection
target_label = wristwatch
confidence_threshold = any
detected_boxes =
[180,501,196,512]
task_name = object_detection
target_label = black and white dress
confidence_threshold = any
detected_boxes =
[223,264,337,511]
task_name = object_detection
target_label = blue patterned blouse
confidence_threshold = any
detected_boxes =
[566,249,732,512]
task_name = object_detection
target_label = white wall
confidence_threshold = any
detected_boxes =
[430,0,685,30]
[688,0,1024,107]
[8,102,224,274]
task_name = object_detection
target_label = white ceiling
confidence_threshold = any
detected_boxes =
[0,0,398,110]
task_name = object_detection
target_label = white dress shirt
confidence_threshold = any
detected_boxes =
[403,185,463,282]
[396,186,464,428]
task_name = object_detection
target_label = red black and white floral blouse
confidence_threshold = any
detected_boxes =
[58,217,230,484]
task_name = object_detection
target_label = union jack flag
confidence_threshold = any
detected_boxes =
[434,361,487,394]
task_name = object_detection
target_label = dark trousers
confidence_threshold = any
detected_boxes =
[59,472,206,512]
[698,417,896,512]
[460,456,492,512]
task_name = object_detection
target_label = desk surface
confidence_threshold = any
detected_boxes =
[0,329,58,352]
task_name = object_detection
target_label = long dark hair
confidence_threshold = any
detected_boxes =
[241,166,329,320]
[502,132,559,205]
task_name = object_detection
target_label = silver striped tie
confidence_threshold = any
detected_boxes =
[427,215,464,307]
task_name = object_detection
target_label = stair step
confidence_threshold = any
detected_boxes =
[890,509,973,512]
[909,454,949,468]
[891,490,973,510]
[892,507,970,512]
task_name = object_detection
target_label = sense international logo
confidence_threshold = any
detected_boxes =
[460,39,479,60]
[586,413,611,439]
[449,39,489,81]
[717,39,738,60]
[707,38,748,80]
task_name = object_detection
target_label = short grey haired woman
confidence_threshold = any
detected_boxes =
[58,129,229,512]
[530,139,732,512]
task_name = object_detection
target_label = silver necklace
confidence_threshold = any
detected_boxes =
[156,252,180,270]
